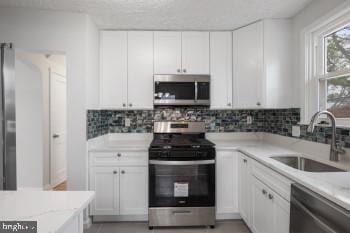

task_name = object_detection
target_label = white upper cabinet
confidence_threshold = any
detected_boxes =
[263,19,293,108]
[210,32,233,109]
[233,20,293,109]
[154,31,210,75]
[233,22,264,109]
[182,32,210,74]
[154,31,182,74]
[100,31,128,109]
[127,31,154,109]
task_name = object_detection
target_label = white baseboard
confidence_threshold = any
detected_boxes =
[216,213,241,220]
[17,187,44,191]
[92,215,148,222]
[84,216,92,229]
[91,213,241,223]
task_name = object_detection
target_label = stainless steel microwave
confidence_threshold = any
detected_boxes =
[154,75,210,106]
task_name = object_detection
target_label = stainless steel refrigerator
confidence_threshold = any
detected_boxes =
[0,43,16,190]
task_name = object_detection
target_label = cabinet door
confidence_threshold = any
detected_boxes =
[210,32,233,109]
[127,31,154,109]
[238,153,251,226]
[182,32,210,74]
[100,31,128,109]
[251,177,273,233]
[271,189,290,233]
[89,167,119,215]
[233,22,263,109]
[216,151,238,217]
[154,31,182,74]
[119,166,148,215]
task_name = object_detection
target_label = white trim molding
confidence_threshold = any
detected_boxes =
[300,1,350,125]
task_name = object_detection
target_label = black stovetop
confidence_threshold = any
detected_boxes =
[150,133,215,149]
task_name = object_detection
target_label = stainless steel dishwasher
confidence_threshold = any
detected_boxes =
[290,183,350,233]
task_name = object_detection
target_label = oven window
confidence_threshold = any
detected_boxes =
[155,82,195,100]
[197,82,210,100]
[149,164,215,207]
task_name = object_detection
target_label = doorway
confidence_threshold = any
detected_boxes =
[15,51,67,190]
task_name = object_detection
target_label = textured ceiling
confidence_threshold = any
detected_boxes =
[0,0,313,30]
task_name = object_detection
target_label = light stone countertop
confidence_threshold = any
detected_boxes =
[88,133,350,211]
[212,138,350,211]
[0,191,95,233]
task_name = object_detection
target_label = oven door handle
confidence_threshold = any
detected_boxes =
[292,198,338,233]
[149,160,215,165]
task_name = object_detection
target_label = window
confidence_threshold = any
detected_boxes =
[317,23,350,125]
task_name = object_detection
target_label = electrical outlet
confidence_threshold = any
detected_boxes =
[247,116,253,125]
[125,118,131,127]
[292,125,301,137]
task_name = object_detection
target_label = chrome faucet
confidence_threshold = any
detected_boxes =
[307,111,345,162]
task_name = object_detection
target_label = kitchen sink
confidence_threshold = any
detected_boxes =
[271,156,346,172]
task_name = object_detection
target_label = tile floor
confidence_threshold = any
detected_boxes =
[84,220,251,233]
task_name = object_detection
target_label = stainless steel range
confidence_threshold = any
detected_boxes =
[148,121,216,229]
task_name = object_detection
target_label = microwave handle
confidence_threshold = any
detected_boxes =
[195,81,198,102]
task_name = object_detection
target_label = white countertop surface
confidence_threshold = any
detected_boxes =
[0,191,95,233]
[90,140,151,151]
[88,133,350,211]
[212,138,350,211]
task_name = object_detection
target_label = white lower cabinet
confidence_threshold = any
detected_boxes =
[89,152,148,218]
[216,150,238,218]
[237,152,291,233]
[90,167,119,215]
[237,153,252,225]
[251,177,289,233]
[119,167,148,215]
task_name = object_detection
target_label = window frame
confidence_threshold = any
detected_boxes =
[317,23,350,126]
[303,2,350,127]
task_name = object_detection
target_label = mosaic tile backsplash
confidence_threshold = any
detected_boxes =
[87,108,350,148]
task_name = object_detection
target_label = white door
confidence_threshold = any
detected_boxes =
[238,153,252,226]
[251,177,273,233]
[154,31,182,74]
[210,32,233,109]
[50,69,67,187]
[89,167,119,215]
[127,31,154,109]
[233,22,264,108]
[119,166,148,215]
[182,32,210,74]
[216,151,238,217]
[100,31,128,109]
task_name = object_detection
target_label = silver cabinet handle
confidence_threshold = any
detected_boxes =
[177,69,181,73]
[227,103,232,107]
[257,102,261,106]
[262,189,267,195]
[53,134,60,138]
[113,170,117,174]
[149,160,215,165]
[123,103,126,107]
[183,69,187,73]
[129,103,132,107]
[121,170,125,174]
[117,153,121,157]
[268,194,274,200]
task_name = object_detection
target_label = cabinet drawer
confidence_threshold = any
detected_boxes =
[90,151,148,166]
[252,160,292,202]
